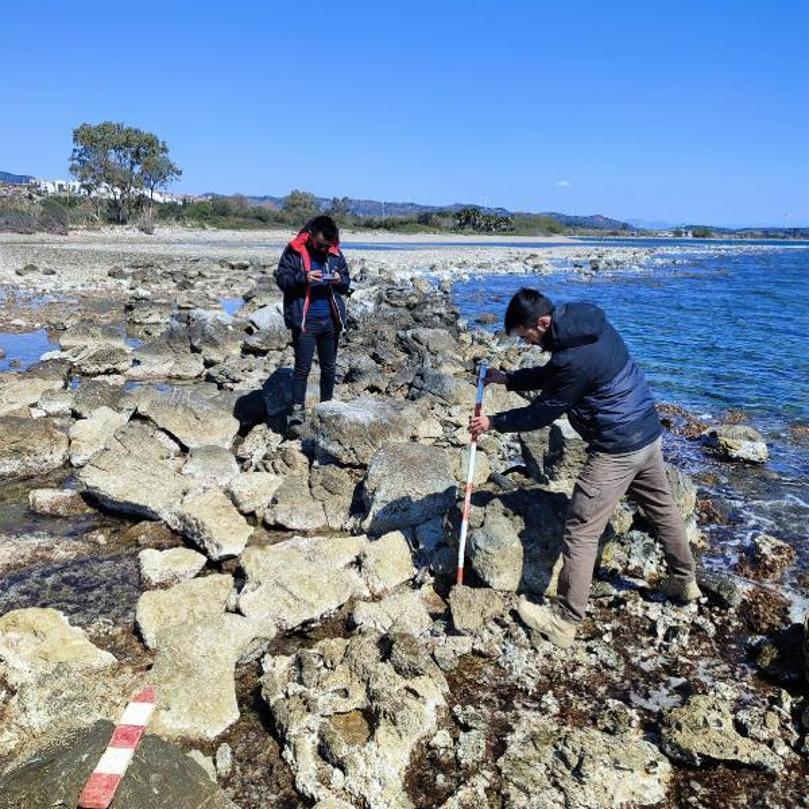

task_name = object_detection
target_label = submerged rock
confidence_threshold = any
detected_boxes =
[0,720,237,808]
[736,534,796,581]
[27,488,92,517]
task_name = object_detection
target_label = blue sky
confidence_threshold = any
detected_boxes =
[2,0,807,227]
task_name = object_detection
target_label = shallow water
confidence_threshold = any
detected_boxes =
[0,330,58,371]
[454,243,809,589]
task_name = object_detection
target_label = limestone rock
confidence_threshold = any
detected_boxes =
[27,488,91,517]
[149,614,265,741]
[360,530,416,596]
[0,375,63,417]
[135,574,234,649]
[703,424,769,463]
[0,609,130,760]
[137,387,239,450]
[264,474,328,532]
[309,464,358,531]
[127,336,206,381]
[68,406,128,467]
[313,397,420,466]
[79,444,191,521]
[351,589,433,635]
[168,487,254,560]
[239,535,370,633]
[261,631,447,806]
[661,695,782,771]
[467,510,523,591]
[235,423,284,470]
[736,534,796,581]
[0,720,237,809]
[227,471,283,515]
[246,303,288,350]
[362,443,456,534]
[543,417,588,489]
[448,585,506,635]
[138,547,207,588]
[0,416,69,480]
[181,445,240,487]
[500,713,671,808]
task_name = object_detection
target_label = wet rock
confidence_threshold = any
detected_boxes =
[68,406,128,466]
[313,397,419,466]
[0,375,64,417]
[467,509,523,591]
[739,586,792,635]
[226,470,283,515]
[660,695,782,771]
[448,585,506,635]
[168,487,253,560]
[149,614,265,741]
[351,589,433,635]
[362,443,456,534]
[696,568,744,608]
[0,609,130,760]
[264,474,328,532]
[135,573,234,649]
[0,720,237,808]
[27,488,92,517]
[703,424,769,463]
[187,749,216,781]
[137,387,239,450]
[499,713,671,808]
[181,445,240,487]
[261,630,447,806]
[0,416,69,480]
[736,534,796,581]
[138,547,207,588]
[664,464,697,521]
[239,534,369,633]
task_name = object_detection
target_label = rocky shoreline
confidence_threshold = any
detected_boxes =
[0,231,806,808]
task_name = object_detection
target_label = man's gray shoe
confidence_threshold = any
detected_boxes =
[658,576,702,603]
[517,596,577,649]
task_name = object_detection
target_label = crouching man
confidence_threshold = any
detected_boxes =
[469,288,699,649]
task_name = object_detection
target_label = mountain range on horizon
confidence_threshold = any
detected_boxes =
[3,169,806,233]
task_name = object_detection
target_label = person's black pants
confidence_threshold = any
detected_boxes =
[291,317,338,406]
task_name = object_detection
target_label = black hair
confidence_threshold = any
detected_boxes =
[304,215,339,243]
[504,288,555,334]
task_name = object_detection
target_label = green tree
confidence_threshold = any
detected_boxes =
[282,189,319,225]
[69,122,181,223]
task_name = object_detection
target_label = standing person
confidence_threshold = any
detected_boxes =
[468,288,699,649]
[274,215,350,432]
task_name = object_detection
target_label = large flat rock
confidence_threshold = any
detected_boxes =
[239,535,370,633]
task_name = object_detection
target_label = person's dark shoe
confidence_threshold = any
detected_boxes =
[658,576,702,603]
[286,404,306,438]
[517,596,577,649]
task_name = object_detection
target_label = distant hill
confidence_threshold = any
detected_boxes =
[199,192,630,231]
[0,170,34,185]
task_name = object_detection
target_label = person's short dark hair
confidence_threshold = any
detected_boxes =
[305,215,339,244]
[504,288,555,334]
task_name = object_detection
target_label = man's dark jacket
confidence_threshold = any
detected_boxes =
[274,230,351,332]
[490,302,661,453]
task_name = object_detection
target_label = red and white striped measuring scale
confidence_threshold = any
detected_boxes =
[456,361,488,585]
[77,686,156,809]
